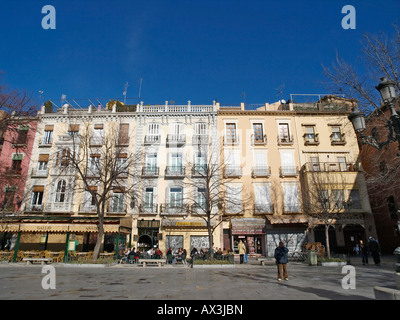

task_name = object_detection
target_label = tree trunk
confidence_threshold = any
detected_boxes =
[207,216,214,261]
[325,224,331,259]
[92,211,105,261]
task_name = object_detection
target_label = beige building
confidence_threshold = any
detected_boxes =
[217,96,376,257]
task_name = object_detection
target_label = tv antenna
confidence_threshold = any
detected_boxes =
[138,77,143,101]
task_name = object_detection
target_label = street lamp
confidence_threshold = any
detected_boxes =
[348,77,400,154]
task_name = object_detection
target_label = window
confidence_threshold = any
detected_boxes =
[2,187,16,209]
[16,127,28,145]
[310,156,320,171]
[225,184,242,213]
[332,190,345,209]
[278,123,291,142]
[225,123,237,143]
[38,154,49,171]
[169,188,182,207]
[348,190,362,209]
[337,157,347,171]
[68,124,80,137]
[197,188,207,210]
[55,180,66,203]
[169,153,182,170]
[11,159,22,173]
[112,193,125,212]
[144,188,154,208]
[116,153,128,173]
[254,184,272,212]
[57,148,71,166]
[318,190,330,209]
[92,124,104,145]
[194,123,207,135]
[253,123,264,143]
[146,123,160,144]
[283,183,300,212]
[253,151,269,176]
[194,152,207,174]
[31,186,44,207]
[280,150,296,175]
[43,126,54,144]
[118,123,129,145]
[331,126,342,141]
[89,154,101,175]
[304,126,316,143]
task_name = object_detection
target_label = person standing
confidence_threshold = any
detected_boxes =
[359,240,369,266]
[238,240,246,264]
[274,242,289,281]
[368,237,381,266]
[243,240,249,264]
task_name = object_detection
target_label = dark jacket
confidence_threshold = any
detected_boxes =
[274,246,289,264]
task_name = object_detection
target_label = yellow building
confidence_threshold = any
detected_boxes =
[217,96,376,257]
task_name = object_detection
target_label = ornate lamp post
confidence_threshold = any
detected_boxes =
[348,77,400,154]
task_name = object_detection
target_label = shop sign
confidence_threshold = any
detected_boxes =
[232,227,265,235]
[175,221,204,227]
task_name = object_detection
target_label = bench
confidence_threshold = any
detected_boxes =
[22,258,53,265]
[138,259,166,267]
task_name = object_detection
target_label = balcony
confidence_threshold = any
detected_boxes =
[303,133,320,146]
[90,137,103,146]
[79,204,97,214]
[279,166,299,177]
[252,166,271,178]
[191,165,208,177]
[167,134,186,146]
[31,168,49,178]
[192,134,209,145]
[251,134,267,146]
[224,166,242,178]
[165,166,185,178]
[254,203,274,215]
[144,135,161,145]
[223,136,239,146]
[160,203,188,216]
[108,204,127,214]
[330,133,346,146]
[277,135,294,146]
[139,204,158,215]
[45,202,73,213]
[141,166,159,177]
[5,167,22,176]
[283,204,301,214]
[26,204,44,213]
[51,165,76,176]
[302,162,362,173]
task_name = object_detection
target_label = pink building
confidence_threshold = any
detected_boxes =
[0,117,38,216]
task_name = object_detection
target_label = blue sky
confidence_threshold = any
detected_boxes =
[0,0,399,109]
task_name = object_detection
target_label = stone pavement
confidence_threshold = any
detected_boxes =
[0,255,397,300]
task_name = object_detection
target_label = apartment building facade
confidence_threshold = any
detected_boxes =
[1,95,377,257]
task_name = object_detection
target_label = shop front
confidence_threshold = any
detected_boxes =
[160,219,218,254]
[265,215,308,258]
[0,217,132,261]
[231,218,266,256]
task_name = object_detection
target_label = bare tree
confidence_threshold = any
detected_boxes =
[301,162,364,259]
[323,23,400,114]
[184,142,251,260]
[53,121,141,260]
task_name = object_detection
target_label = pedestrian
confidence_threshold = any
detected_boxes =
[368,236,381,266]
[243,240,249,264]
[238,240,246,264]
[359,240,368,266]
[274,241,289,281]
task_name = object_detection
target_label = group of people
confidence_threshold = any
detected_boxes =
[358,236,381,266]
[166,247,187,264]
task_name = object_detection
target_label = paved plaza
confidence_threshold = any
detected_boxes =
[0,255,397,301]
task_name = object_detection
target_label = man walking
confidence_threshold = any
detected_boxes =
[274,241,289,281]
[368,237,381,266]
[238,240,246,264]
